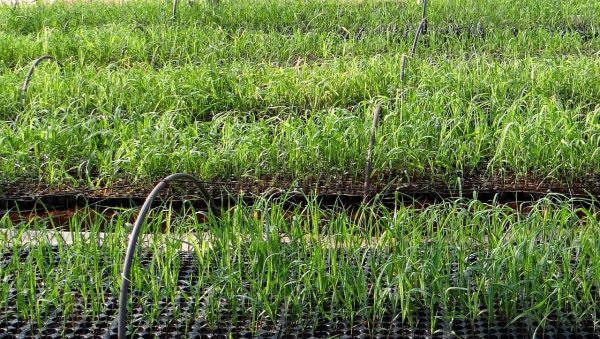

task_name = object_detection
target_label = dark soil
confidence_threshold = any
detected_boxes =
[2,172,599,205]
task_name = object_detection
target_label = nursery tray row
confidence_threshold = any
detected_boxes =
[216,21,599,41]
[0,247,598,339]
[1,173,599,210]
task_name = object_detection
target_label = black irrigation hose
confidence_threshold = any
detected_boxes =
[400,0,428,82]
[117,173,219,339]
[132,23,147,34]
[400,54,408,82]
[20,55,63,107]
[410,18,427,55]
[171,0,178,21]
[363,105,381,204]
[413,0,428,54]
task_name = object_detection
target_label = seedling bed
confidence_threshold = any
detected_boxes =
[1,247,598,338]
[2,2,600,337]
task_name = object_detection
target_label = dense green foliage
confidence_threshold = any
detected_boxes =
[0,0,599,185]
[1,197,599,331]
[1,1,599,334]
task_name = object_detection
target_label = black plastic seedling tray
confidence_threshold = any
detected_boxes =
[1,246,598,338]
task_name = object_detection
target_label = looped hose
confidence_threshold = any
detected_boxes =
[117,173,219,338]
[20,55,64,107]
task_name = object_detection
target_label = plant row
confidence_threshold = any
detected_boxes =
[1,57,599,184]
[1,0,596,36]
[1,105,598,185]
[1,20,598,69]
[3,55,598,117]
[0,197,598,333]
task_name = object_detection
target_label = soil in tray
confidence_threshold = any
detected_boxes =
[2,169,600,201]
